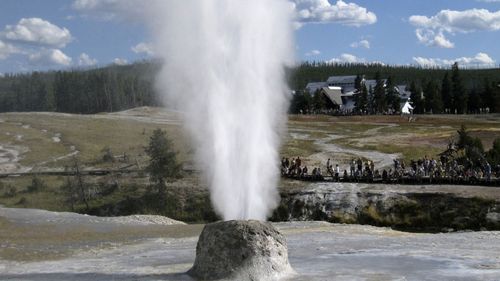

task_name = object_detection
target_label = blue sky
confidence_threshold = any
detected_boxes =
[0,0,499,74]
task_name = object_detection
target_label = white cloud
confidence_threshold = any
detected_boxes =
[476,0,500,2]
[327,53,365,64]
[350,39,370,49]
[72,0,120,20]
[71,0,145,21]
[29,49,72,66]
[409,8,500,48]
[292,0,377,27]
[413,52,496,68]
[72,0,111,10]
[0,39,20,59]
[409,9,500,33]
[1,18,72,48]
[131,42,154,56]
[112,58,128,65]
[72,0,377,32]
[415,29,454,48]
[73,0,377,28]
[78,53,98,66]
[305,49,321,56]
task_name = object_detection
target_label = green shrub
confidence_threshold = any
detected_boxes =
[101,146,115,163]
[4,186,17,198]
[27,176,46,192]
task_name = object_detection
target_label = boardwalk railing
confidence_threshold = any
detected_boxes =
[283,174,500,187]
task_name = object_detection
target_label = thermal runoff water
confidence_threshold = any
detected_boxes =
[150,1,294,220]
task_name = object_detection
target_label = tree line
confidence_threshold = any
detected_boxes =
[1,60,499,114]
[0,61,160,114]
[290,62,500,114]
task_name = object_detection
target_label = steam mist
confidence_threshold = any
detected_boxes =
[149,1,294,220]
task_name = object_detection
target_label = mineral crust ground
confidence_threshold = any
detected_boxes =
[1,206,499,281]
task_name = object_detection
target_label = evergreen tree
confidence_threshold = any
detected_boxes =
[451,62,467,114]
[373,72,386,113]
[368,85,374,113]
[355,84,368,113]
[354,74,362,91]
[423,81,433,113]
[492,82,500,113]
[312,89,326,112]
[455,125,485,167]
[409,81,423,114]
[423,80,442,114]
[441,72,452,113]
[481,78,493,112]
[431,82,443,114]
[43,83,56,112]
[145,129,181,200]
[467,88,482,114]
[289,90,312,114]
[385,76,399,113]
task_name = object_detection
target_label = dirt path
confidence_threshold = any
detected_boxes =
[289,127,401,171]
[310,134,400,170]
[31,150,80,171]
[0,145,31,174]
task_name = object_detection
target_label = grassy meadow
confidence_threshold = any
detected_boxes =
[1,107,499,218]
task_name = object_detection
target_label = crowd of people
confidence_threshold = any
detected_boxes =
[281,157,358,182]
[281,157,328,180]
[281,155,499,185]
[388,156,498,183]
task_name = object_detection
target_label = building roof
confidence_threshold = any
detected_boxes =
[320,87,343,105]
[395,85,410,98]
[305,82,326,93]
[342,90,357,96]
[364,79,377,90]
[326,75,357,85]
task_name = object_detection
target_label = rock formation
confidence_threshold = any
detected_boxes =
[188,220,294,281]
[273,183,500,231]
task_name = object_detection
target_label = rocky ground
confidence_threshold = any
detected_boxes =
[276,182,500,231]
[1,206,499,281]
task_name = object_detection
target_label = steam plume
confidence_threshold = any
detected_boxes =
[149,1,294,220]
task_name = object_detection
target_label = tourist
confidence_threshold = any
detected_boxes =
[382,169,388,182]
[357,158,363,173]
[485,162,492,181]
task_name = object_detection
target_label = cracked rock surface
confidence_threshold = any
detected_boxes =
[188,220,294,281]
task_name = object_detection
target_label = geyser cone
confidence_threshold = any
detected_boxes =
[188,220,294,281]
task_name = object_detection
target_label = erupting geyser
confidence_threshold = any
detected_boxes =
[146,1,295,279]
[151,0,294,220]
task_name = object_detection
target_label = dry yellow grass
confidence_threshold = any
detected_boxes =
[1,108,499,213]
